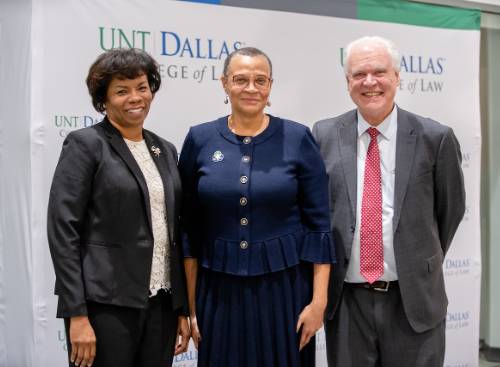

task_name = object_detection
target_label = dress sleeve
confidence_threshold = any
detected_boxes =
[297,128,336,264]
[178,128,202,258]
[47,132,96,317]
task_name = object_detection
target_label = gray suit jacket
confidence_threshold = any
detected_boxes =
[312,107,465,333]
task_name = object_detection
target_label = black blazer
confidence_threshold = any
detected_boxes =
[47,117,188,318]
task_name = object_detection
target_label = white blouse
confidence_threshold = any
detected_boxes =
[124,138,171,296]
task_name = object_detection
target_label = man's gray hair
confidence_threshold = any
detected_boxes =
[343,36,401,76]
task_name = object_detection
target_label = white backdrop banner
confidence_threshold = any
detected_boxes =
[27,0,480,366]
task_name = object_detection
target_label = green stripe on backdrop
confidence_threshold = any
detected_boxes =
[357,0,480,30]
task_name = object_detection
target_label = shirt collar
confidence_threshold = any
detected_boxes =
[357,105,398,141]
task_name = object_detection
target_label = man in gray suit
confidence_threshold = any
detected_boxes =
[313,36,465,367]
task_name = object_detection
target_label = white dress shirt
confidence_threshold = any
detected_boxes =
[345,107,398,282]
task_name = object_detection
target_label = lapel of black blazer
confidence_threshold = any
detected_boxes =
[339,110,358,220]
[102,118,153,232]
[393,107,417,232]
[143,130,176,244]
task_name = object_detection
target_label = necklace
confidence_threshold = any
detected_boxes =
[228,115,268,137]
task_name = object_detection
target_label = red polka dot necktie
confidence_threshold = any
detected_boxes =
[360,127,384,284]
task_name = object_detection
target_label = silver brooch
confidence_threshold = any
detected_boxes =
[212,150,224,162]
[151,146,161,157]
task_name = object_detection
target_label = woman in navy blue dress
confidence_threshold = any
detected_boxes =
[178,47,335,367]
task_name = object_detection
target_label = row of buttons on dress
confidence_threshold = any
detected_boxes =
[239,136,252,249]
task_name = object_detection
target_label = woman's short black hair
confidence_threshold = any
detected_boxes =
[86,48,161,113]
[223,47,273,77]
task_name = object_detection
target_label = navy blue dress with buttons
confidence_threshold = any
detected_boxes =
[179,115,336,367]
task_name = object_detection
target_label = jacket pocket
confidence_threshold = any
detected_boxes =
[81,244,119,299]
[426,251,443,273]
[83,240,122,248]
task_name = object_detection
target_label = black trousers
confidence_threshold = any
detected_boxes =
[65,290,178,367]
[325,284,446,367]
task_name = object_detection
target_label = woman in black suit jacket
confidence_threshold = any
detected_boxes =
[47,48,189,367]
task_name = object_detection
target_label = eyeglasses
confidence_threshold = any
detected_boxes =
[230,74,272,89]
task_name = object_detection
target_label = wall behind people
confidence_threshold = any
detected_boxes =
[480,22,500,360]
[0,0,481,366]
[0,0,34,365]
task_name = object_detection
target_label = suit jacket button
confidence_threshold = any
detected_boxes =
[240,241,248,249]
[350,226,355,233]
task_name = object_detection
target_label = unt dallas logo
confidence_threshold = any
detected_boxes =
[98,26,244,83]
[338,48,446,94]
[339,48,445,75]
[99,27,242,60]
[446,310,470,330]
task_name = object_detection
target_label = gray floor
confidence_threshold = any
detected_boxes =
[480,359,500,367]
[480,352,500,367]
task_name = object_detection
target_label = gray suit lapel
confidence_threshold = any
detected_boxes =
[393,109,417,232]
[339,112,358,220]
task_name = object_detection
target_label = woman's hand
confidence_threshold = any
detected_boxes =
[189,315,202,349]
[174,316,190,355]
[296,300,326,351]
[69,315,96,367]
[296,263,330,350]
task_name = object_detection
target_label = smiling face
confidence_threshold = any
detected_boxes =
[105,74,153,133]
[346,43,400,125]
[221,54,272,117]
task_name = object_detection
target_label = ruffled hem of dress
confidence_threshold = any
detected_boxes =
[200,230,335,276]
[299,230,336,264]
[182,232,200,258]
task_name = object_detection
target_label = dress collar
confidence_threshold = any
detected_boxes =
[217,114,280,145]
